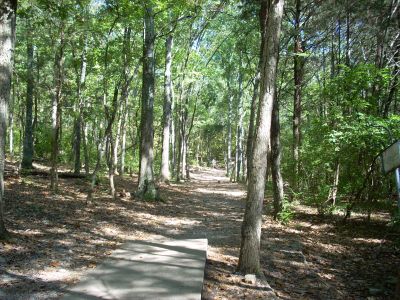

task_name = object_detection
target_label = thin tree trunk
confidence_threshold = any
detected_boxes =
[32,49,39,141]
[113,110,122,173]
[345,1,351,67]
[0,0,17,239]
[171,97,176,172]
[160,33,174,182]
[271,95,284,220]
[246,71,260,181]
[236,74,244,181]
[327,161,340,206]
[238,0,284,275]
[120,103,128,175]
[137,2,158,200]
[185,137,190,179]
[88,86,119,200]
[113,27,133,176]
[182,138,186,179]
[9,74,14,159]
[196,142,200,165]
[383,29,399,117]
[22,35,34,169]
[82,121,90,174]
[227,94,233,178]
[50,25,65,192]
[176,127,182,181]
[292,0,304,190]
[330,19,336,78]
[107,134,116,199]
[74,39,87,175]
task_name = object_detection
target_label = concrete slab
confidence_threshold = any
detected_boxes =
[62,238,207,300]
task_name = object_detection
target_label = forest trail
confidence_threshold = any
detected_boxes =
[0,166,399,299]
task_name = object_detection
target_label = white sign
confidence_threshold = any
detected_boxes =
[382,140,400,174]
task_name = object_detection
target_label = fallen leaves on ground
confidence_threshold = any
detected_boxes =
[0,164,399,299]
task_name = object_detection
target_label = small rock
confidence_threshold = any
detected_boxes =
[244,274,257,285]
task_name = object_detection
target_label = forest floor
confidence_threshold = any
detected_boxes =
[0,163,399,299]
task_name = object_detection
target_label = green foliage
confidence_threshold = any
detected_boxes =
[285,62,400,217]
[34,126,52,158]
[277,198,295,225]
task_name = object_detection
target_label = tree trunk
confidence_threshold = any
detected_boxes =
[22,36,34,170]
[271,95,284,220]
[292,0,304,190]
[0,0,17,239]
[238,0,284,275]
[120,103,128,175]
[8,85,13,158]
[137,2,158,200]
[227,94,233,178]
[171,99,176,172]
[176,128,182,181]
[345,1,351,67]
[107,134,116,199]
[88,86,119,200]
[383,25,399,117]
[330,19,336,78]
[113,110,122,173]
[246,71,260,181]
[33,49,39,141]
[236,74,244,182]
[181,134,187,179]
[50,24,65,192]
[327,161,340,206]
[82,121,90,174]
[74,40,87,175]
[185,137,190,179]
[160,33,174,182]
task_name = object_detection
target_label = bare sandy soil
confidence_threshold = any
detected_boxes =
[0,165,399,299]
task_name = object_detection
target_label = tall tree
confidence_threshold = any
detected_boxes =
[246,71,260,181]
[0,0,17,239]
[270,94,284,219]
[21,20,34,170]
[238,0,284,275]
[235,71,244,181]
[160,29,174,183]
[292,0,305,189]
[50,22,65,191]
[137,2,158,200]
[73,36,87,175]
[226,92,233,178]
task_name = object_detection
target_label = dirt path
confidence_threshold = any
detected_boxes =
[0,166,399,299]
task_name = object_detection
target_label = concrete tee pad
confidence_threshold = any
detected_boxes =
[62,238,208,300]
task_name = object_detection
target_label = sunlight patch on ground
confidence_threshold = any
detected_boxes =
[36,268,78,282]
[311,241,347,253]
[136,212,155,219]
[194,187,244,198]
[15,229,43,236]
[164,218,201,226]
[272,259,307,268]
[99,225,123,237]
[352,237,385,244]
[46,227,69,234]
[58,239,76,246]
[190,169,228,183]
